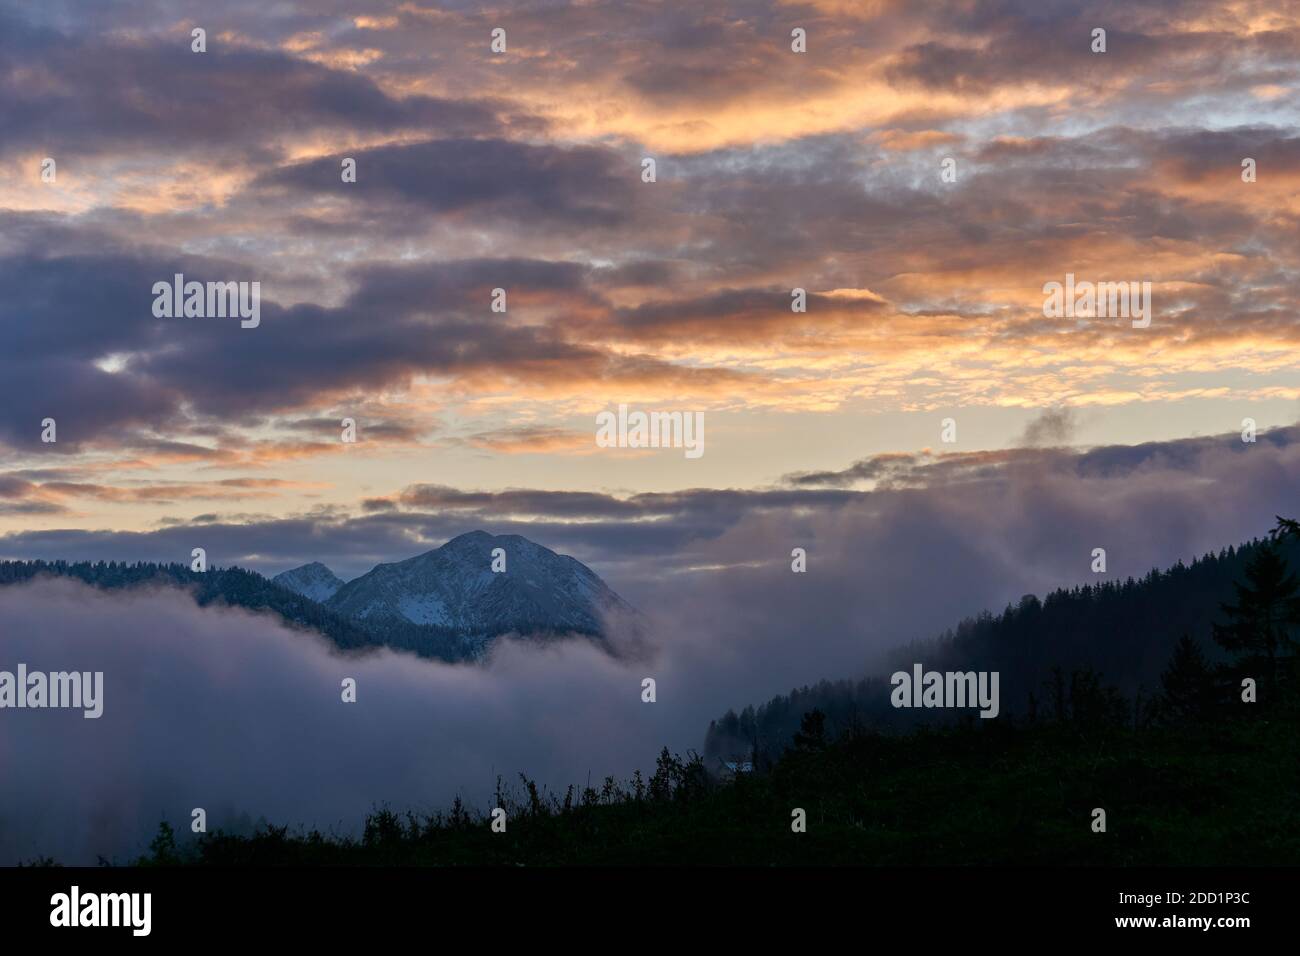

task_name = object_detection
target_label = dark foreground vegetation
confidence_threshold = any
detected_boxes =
[132,702,1297,866]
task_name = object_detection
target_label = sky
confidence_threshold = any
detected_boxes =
[0,0,1297,580]
[1,0,1299,862]
[0,0,1296,577]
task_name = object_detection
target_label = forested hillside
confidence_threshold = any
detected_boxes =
[706,528,1300,763]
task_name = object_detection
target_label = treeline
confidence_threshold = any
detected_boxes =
[706,520,1300,762]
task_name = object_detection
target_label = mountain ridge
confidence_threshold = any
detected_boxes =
[323,531,634,653]
[0,531,634,662]
[273,561,346,602]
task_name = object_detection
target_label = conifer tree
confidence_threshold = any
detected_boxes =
[1159,635,1215,723]
[1212,536,1300,701]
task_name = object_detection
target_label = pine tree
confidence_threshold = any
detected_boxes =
[792,708,827,751]
[1212,539,1300,701]
[1158,635,1215,723]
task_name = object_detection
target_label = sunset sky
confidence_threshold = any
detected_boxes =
[1,0,1297,583]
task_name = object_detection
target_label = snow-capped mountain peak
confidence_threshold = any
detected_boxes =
[324,531,632,639]
[272,561,346,602]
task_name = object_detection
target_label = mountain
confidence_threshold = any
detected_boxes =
[273,562,346,602]
[0,532,636,663]
[325,531,634,651]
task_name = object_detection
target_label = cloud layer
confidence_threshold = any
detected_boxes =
[1,1,1297,526]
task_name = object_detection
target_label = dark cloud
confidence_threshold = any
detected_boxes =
[1154,127,1300,182]
[0,239,740,443]
[885,4,1297,98]
[592,259,687,289]
[1018,407,1078,448]
[277,416,431,443]
[0,11,519,162]
[344,258,594,315]
[786,426,1300,490]
[255,139,639,229]
[0,474,67,514]
[784,452,922,489]
[599,287,891,345]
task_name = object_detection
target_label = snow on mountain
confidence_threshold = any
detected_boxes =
[324,531,633,639]
[273,561,347,602]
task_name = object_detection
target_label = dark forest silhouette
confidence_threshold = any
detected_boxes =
[706,522,1300,763]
